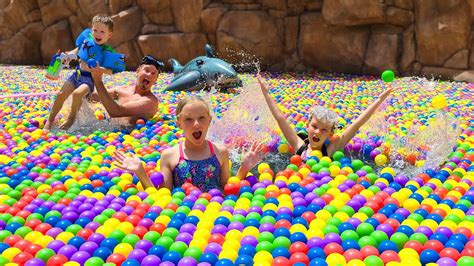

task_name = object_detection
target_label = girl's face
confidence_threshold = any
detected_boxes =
[177,101,212,146]
[306,117,333,149]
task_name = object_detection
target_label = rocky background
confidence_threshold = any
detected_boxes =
[1,0,473,79]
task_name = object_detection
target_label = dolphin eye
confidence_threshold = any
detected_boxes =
[196,60,204,66]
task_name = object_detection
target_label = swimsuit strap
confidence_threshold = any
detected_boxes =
[179,142,185,160]
[208,141,215,155]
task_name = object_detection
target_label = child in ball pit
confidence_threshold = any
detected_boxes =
[257,75,395,160]
[112,95,263,192]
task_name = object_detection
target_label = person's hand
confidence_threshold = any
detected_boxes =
[380,86,396,99]
[241,142,265,171]
[112,151,144,174]
[256,74,269,94]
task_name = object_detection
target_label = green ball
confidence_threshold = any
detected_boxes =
[169,241,188,256]
[85,257,105,266]
[323,224,339,235]
[122,234,140,247]
[323,205,338,216]
[102,209,116,218]
[161,209,175,218]
[390,232,409,250]
[0,256,8,265]
[162,228,179,240]
[341,206,355,216]
[458,256,474,266]
[93,214,108,225]
[0,230,12,242]
[176,206,191,215]
[258,232,275,243]
[409,233,428,244]
[357,223,375,237]
[364,255,384,266]
[156,236,174,250]
[183,247,203,260]
[332,151,344,161]
[359,207,374,217]
[358,236,377,247]
[273,236,291,248]
[231,214,246,223]
[371,231,388,245]
[66,224,82,235]
[260,216,276,225]
[35,248,55,262]
[15,226,33,238]
[351,160,364,171]
[108,230,126,242]
[327,217,342,227]
[341,230,359,241]
[143,231,161,244]
[246,212,262,221]
[381,70,395,82]
[256,241,274,252]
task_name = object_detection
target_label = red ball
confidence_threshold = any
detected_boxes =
[273,256,290,266]
[404,240,424,254]
[76,229,94,240]
[344,249,363,261]
[439,247,461,261]
[384,218,400,230]
[106,253,127,265]
[380,250,400,263]
[224,183,240,195]
[131,208,147,218]
[301,212,316,223]
[424,240,444,252]
[4,235,22,246]
[25,219,42,229]
[289,242,308,254]
[289,252,310,265]
[149,223,166,234]
[12,251,33,265]
[461,247,474,257]
[112,212,128,222]
[13,239,31,251]
[25,244,42,256]
[372,213,387,223]
[35,223,52,235]
[360,245,379,258]
[290,155,303,166]
[131,226,148,239]
[125,214,141,226]
[455,227,472,239]
[275,220,291,229]
[321,193,334,204]
[209,234,225,245]
[324,243,344,255]
[47,254,69,266]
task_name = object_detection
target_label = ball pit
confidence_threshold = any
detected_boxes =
[0,66,473,265]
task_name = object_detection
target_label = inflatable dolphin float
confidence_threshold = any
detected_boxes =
[165,44,241,91]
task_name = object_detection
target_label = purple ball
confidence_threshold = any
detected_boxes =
[58,245,78,259]
[259,223,275,233]
[437,257,457,266]
[135,240,153,252]
[79,241,99,255]
[70,251,91,264]
[376,224,394,237]
[241,236,258,247]
[25,258,45,266]
[47,240,65,253]
[88,233,105,245]
[205,243,223,256]
[178,257,198,266]
[228,222,244,231]
[175,233,193,245]
[324,233,341,244]
[211,224,228,235]
[46,227,63,238]
[307,237,324,249]
[150,172,164,186]
[128,249,147,262]
[141,255,161,266]
[180,223,197,234]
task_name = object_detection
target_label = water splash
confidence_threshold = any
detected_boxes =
[207,80,278,162]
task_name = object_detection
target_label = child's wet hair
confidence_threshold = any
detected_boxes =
[92,14,114,32]
[176,96,211,118]
[309,106,339,131]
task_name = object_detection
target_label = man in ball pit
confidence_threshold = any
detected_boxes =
[88,55,162,125]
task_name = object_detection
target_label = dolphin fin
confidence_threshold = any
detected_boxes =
[205,44,217,58]
[165,70,204,91]
[169,59,183,73]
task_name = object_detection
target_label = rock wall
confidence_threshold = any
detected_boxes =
[1,0,474,79]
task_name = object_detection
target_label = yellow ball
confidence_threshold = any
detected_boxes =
[310,150,323,159]
[259,172,273,182]
[316,210,332,221]
[227,176,241,184]
[347,259,365,266]
[114,243,134,257]
[257,163,270,174]
[35,235,54,247]
[375,154,388,166]
[432,94,447,109]
[2,247,21,261]
[64,262,81,266]
[403,198,421,212]
[222,239,240,250]
[189,238,207,250]
[254,251,273,262]
[219,249,238,261]
[117,222,134,234]
[326,253,346,265]
[225,229,242,241]
[24,231,43,242]
[278,144,289,153]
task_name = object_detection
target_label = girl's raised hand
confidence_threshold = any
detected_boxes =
[256,74,269,94]
[112,151,143,173]
[241,142,265,171]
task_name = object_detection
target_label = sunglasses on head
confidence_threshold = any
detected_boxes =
[140,55,165,70]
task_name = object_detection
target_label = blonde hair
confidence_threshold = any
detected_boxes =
[92,14,114,31]
[309,106,339,131]
[176,96,211,118]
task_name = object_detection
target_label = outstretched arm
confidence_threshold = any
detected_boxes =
[90,70,157,118]
[112,151,154,189]
[257,75,305,152]
[331,87,395,152]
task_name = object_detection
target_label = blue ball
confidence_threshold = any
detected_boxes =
[235,255,253,265]
[238,245,256,256]
[100,238,119,250]
[420,249,440,265]
[341,240,360,251]
[273,228,291,238]
[93,247,112,260]
[0,243,9,253]
[309,258,328,266]
[445,240,465,252]
[307,247,326,259]
[5,222,22,233]
[148,245,167,258]
[429,233,448,244]
[68,236,86,249]
[396,225,414,236]
[450,233,468,244]
[378,240,399,252]
[272,247,290,258]
[162,251,181,264]
[290,232,307,243]
[216,259,234,266]
[215,217,231,227]
[122,259,140,266]
[200,253,218,264]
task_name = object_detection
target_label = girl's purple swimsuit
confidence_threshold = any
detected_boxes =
[172,141,221,191]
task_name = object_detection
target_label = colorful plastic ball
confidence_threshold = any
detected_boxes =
[432,95,447,109]
[420,249,440,265]
[381,70,395,82]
